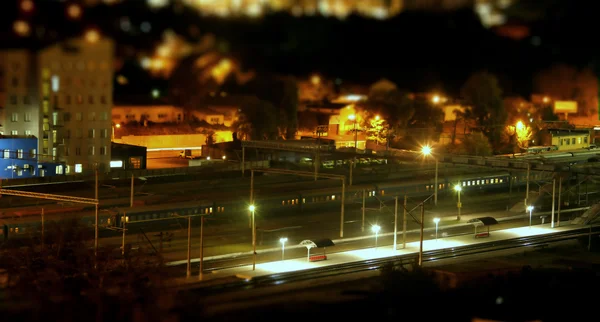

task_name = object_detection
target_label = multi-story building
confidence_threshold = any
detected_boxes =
[0,34,114,174]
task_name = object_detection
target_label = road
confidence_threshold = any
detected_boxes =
[147,150,190,169]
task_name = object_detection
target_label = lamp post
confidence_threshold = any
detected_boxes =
[527,205,534,228]
[279,237,288,261]
[421,145,438,206]
[249,205,256,270]
[348,114,358,150]
[371,224,381,250]
[433,217,440,241]
[454,185,462,221]
[112,123,120,141]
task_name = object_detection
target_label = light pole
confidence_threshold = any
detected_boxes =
[348,114,358,150]
[371,224,381,250]
[454,185,462,221]
[527,205,534,228]
[421,145,438,206]
[112,123,120,141]
[433,217,440,241]
[279,237,288,261]
[249,205,256,270]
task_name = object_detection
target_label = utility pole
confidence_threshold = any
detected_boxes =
[199,217,205,280]
[361,189,366,232]
[403,195,407,249]
[241,147,245,177]
[551,178,556,228]
[340,178,345,238]
[130,173,134,208]
[525,163,530,209]
[434,159,438,206]
[394,196,398,251]
[95,168,99,258]
[186,216,192,278]
[557,177,562,227]
[249,170,254,228]
[419,203,425,266]
[122,213,127,257]
[41,208,45,252]
[349,159,353,186]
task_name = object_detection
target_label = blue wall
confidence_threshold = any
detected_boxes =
[0,137,65,179]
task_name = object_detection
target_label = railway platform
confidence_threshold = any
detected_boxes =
[169,221,585,287]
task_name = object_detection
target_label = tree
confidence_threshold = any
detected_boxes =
[278,77,299,139]
[234,96,278,140]
[363,79,415,143]
[408,99,445,142]
[460,71,506,151]
[366,117,389,146]
[534,64,598,116]
[455,132,493,156]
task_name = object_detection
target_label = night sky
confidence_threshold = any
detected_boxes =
[2,0,598,98]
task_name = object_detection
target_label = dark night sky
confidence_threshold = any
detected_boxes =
[2,0,599,98]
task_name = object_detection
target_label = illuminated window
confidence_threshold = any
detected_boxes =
[331,195,335,200]
[75,164,83,173]
[17,149,23,159]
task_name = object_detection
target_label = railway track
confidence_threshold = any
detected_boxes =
[177,227,599,296]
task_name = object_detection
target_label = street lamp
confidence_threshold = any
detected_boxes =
[454,185,462,221]
[279,237,288,261]
[527,205,534,228]
[421,145,438,206]
[249,205,256,270]
[371,224,381,250]
[112,123,121,141]
[433,217,440,241]
[348,114,358,150]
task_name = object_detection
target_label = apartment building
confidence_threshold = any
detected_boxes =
[0,34,114,174]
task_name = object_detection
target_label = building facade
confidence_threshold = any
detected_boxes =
[540,129,592,151]
[0,136,65,179]
[0,35,114,174]
[112,104,184,124]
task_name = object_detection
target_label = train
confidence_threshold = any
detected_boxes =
[1,170,548,241]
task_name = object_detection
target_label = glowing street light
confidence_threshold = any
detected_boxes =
[249,205,257,270]
[432,95,440,104]
[454,185,462,221]
[375,115,380,121]
[371,224,381,250]
[222,155,227,160]
[527,205,534,228]
[13,20,30,37]
[67,4,82,19]
[279,237,288,261]
[348,114,358,149]
[311,74,321,86]
[85,29,100,43]
[433,218,440,241]
[112,123,121,141]
[421,145,438,206]
[516,120,524,131]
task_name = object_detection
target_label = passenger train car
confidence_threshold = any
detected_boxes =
[1,170,553,241]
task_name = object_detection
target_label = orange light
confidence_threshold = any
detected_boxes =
[85,29,100,43]
[13,20,30,37]
[67,4,82,19]
[115,124,121,129]
[311,75,321,86]
[20,0,34,13]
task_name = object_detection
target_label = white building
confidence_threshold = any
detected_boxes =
[0,34,114,174]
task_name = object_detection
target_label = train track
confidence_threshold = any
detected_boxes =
[177,227,598,296]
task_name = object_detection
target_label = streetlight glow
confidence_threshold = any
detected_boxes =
[249,205,255,212]
[279,237,288,261]
[527,205,534,228]
[375,115,380,121]
[85,29,100,43]
[371,224,381,250]
[516,120,524,130]
[454,185,462,192]
[348,114,356,121]
[421,145,432,156]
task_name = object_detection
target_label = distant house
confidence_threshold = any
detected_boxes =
[0,136,65,179]
[192,106,240,127]
[112,97,185,124]
[539,129,593,150]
